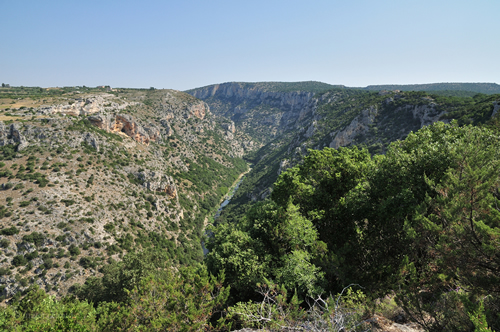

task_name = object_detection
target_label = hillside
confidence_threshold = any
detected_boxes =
[190,84,500,223]
[0,87,248,301]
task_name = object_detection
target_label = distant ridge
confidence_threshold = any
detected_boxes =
[363,82,500,94]
[188,82,500,96]
[187,81,343,94]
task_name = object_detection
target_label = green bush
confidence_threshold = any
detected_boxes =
[22,232,45,247]
[13,183,24,190]
[0,238,10,248]
[103,223,115,233]
[19,201,30,207]
[43,257,53,269]
[0,286,97,331]
[25,251,38,260]
[2,182,13,190]
[79,257,97,269]
[68,244,80,256]
[12,255,28,267]
[1,226,19,235]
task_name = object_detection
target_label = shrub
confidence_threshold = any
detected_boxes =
[60,199,75,207]
[0,267,11,276]
[2,182,14,190]
[103,223,115,233]
[19,201,31,207]
[12,255,28,267]
[43,257,53,269]
[22,232,45,247]
[25,251,38,260]
[13,183,24,190]
[226,283,369,331]
[79,257,97,269]
[1,226,19,235]
[68,244,80,256]
[55,235,66,242]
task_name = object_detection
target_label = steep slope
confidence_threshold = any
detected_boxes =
[0,87,247,301]
[186,81,339,146]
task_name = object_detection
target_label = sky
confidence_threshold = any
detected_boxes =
[1,0,499,91]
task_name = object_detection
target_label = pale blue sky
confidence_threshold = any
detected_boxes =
[1,0,499,90]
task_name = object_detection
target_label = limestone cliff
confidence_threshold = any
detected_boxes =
[187,82,333,146]
[88,113,161,145]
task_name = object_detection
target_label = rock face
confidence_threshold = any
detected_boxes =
[328,102,444,150]
[138,171,178,198]
[187,82,318,144]
[0,123,29,151]
[188,82,315,113]
[492,101,500,118]
[187,102,207,120]
[329,106,378,149]
[88,113,161,145]
[37,94,137,116]
[408,104,445,128]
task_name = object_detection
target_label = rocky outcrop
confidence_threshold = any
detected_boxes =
[407,103,444,128]
[37,94,137,116]
[88,113,161,145]
[187,102,208,119]
[84,132,100,151]
[329,106,378,149]
[0,122,29,151]
[277,159,290,176]
[138,171,178,198]
[222,121,236,134]
[492,101,500,118]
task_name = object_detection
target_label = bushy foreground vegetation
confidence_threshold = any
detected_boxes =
[2,121,499,331]
[208,121,500,331]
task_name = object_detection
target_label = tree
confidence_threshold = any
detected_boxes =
[0,286,97,331]
[97,269,228,332]
[207,199,327,303]
[205,221,269,304]
[77,249,172,304]
[394,124,500,331]
[272,146,371,291]
[417,127,500,293]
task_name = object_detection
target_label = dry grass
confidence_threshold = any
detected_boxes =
[0,115,21,121]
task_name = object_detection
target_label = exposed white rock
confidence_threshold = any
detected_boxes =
[407,104,444,128]
[330,106,378,149]
[492,101,500,118]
